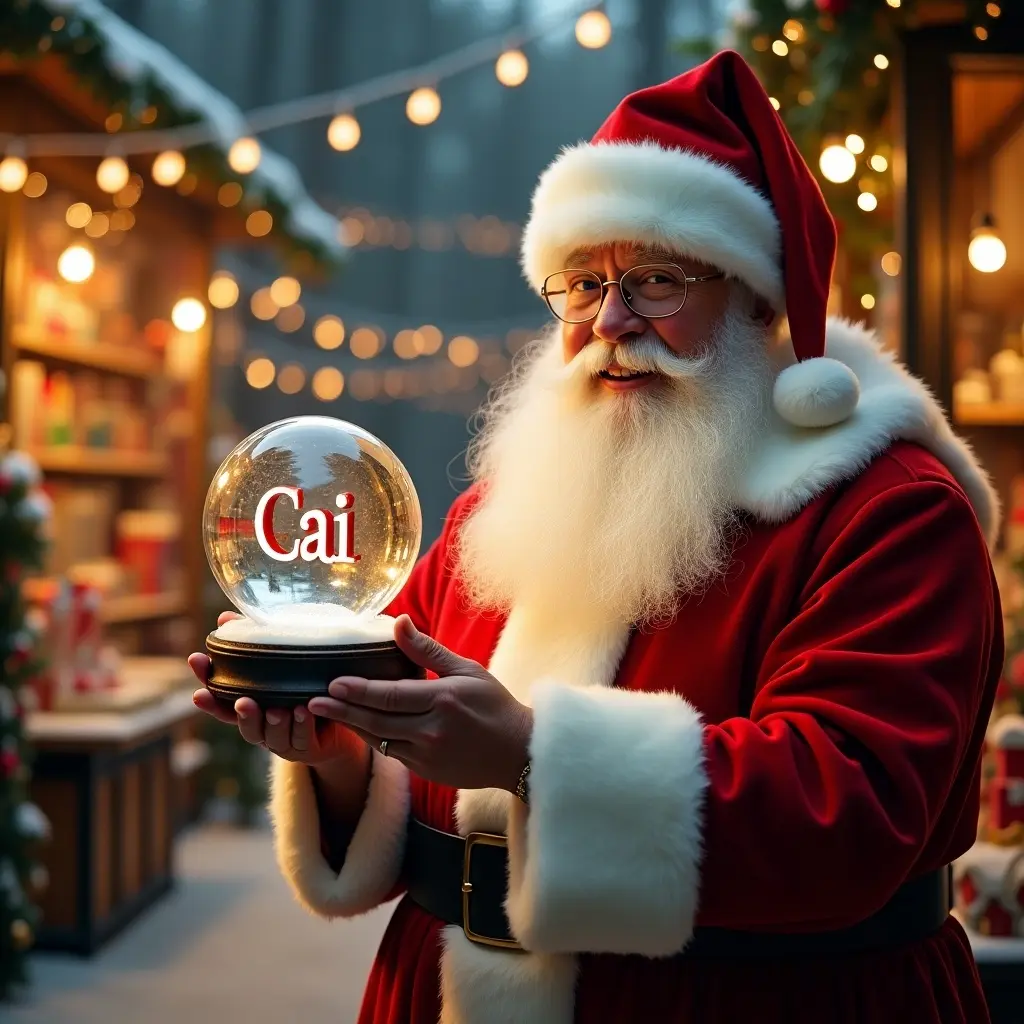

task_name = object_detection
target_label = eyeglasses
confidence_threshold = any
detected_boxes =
[542,263,724,325]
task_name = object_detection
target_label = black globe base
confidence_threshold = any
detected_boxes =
[205,634,426,710]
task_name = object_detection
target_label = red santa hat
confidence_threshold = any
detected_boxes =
[520,49,860,428]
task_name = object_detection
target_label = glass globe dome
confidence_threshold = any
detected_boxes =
[203,416,421,632]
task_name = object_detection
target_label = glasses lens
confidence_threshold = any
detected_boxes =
[544,270,603,323]
[620,264,687,318]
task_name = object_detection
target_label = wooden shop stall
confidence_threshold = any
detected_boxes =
[896,5,1024,1020]
[0,1,340,954]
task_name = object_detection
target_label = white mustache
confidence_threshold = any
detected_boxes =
[556,336,716,385]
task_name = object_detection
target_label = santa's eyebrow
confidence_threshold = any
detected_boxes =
[563,248,596,269]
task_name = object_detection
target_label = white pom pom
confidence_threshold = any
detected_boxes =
[773,357,860,428]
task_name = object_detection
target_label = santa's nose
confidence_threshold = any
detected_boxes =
[591,282,648,345]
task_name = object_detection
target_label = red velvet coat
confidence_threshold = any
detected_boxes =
[268,325,1002,1024]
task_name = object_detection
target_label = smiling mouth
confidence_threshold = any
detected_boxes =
[597,367,655,381]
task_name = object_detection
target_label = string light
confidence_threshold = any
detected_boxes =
[110,209,135,231]
[246,210,273,237]
[314,315,345,350]
[218,182,243,207]
[881,252,902,277]
[277,363,306,394]
[495,50,529,87]
[245,357,276,389]
[406,87,441,126]
[968,217,1006,273]
[861,294,876,310]
[96,156,130,193]
[448,335,480,367]
[65,202,92,228]
[417,325,444,355]
[886,0,900,7]
[23,171,47,197]
[782,19,805,42]
[228,137,261,174]
[85,212,110,237]
[845,134,865,154]
[869,154,888,172]
[171,297,207,332]
[575,10,611,49]
[275,304,305,333]
[974,25,989,41]
[152,150,185,186]
[327,113,361,152]
[269,276,301,307]
[987,3,1001,15]
[250,288,279,320]
[857,191,878,212]
[771,39,789,57]
[819,143,856,183]
[350,326,383,358]
[0,156,28,193]
[312,367,344,401]
[57,244,95,283]
[114,176,143,208]
[208,272,239,309]
[873,54,889,70]
[769,97,781,110]
[393,329,420,359]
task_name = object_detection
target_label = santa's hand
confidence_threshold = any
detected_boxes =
[307,614,532,792]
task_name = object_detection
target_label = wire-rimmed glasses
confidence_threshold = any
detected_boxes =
[542,263,724,324]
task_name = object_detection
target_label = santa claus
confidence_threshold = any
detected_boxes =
[190,51,1002,1024]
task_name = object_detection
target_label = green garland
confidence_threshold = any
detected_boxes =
[0,0,338,274]
[681,0,998,303]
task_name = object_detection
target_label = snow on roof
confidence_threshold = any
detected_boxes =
[42,0,343,260]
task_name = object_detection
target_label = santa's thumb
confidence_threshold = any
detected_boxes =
[394,614,483,678]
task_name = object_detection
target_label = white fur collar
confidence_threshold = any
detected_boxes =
[734,318,1000,546]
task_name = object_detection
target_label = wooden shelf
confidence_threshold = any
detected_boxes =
[101,590,187,625]
[13,328,160,378]
[32,446,167,477]
[955,401,1024,426]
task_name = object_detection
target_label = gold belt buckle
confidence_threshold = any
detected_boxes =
[462,832,522,950]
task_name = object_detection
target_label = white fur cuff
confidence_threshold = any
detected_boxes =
[504,682,708,956]
[269,749,409,918]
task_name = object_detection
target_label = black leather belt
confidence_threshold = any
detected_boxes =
[404,817,952,955]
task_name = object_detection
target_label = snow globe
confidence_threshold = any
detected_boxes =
[202,415,423,707]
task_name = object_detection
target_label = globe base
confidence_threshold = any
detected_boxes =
[205,634,426,709]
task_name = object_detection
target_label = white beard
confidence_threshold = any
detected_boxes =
[454,295,774,629]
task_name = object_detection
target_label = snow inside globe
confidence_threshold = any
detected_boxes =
[202,416,423,706]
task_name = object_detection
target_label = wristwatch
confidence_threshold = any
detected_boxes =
[515,760,531,805]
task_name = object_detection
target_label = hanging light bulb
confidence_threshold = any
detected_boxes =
[96,156,130,193]
[228,136,261,174]
[327,113,361,152]
[575,10,612,49]
[495,50,529,87]
[0,156,28,193]
[845,134,865,154]
[152,150,186,186]
[819,141,856,183]
[171,297,208,332]
[406,87,441,126]
[968,214,1007,273]
[57,244,95,283]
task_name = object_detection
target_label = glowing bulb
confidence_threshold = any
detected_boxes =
[0,156,28,193]
[495,50,529,87]
[575,10,611,49]
[861,294,876,310]
[406,87,441,126]
[874,54,889,69]
[448,335,480,367]
[277,364,306,395]
[245,357,276,389]
[246,210,273,236]
[312,367,344,401]
[314,315,345,350]
[171,297,207,332]
[96,156,130,193]
[270,275,301,307]
[819,144,856,183]
[23,171,47,198]
[327,113,361,152]
[152,150,186,186]
[66,202,92,228]
[857,192,878,211]
[881,252,902,277]
[208,272,239,309]
[969,221,1007,273]
[769,97,781,110]
[845,134,865,154]
[772,39,789,56]
[228,137,261,174]
[57,244,95,283]
[869,154,888,172]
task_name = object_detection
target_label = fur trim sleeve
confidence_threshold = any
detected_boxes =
[504,681,709,955]
[269,749,409,918]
